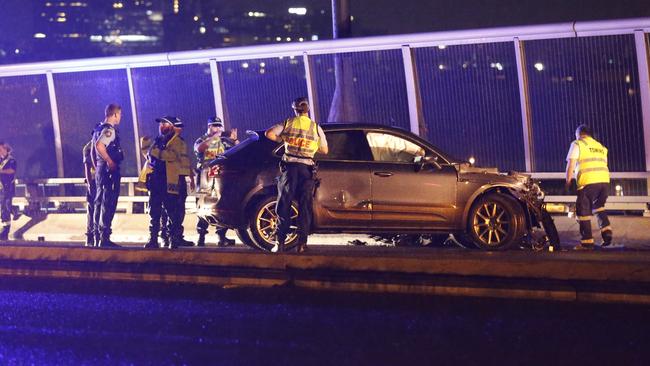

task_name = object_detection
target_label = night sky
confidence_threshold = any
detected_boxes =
[1,0,649,63]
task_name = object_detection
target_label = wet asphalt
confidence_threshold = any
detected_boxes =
[0,277,649,366]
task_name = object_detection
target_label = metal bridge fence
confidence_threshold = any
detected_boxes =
[1,18,650,213]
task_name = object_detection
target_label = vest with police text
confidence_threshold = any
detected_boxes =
[280,116,319,159]
[575,136,610,189]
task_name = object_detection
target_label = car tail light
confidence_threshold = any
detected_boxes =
[208,165,222,178]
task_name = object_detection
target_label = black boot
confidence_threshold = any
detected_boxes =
[177,236,194,247]
[85,233,94,247]
[0,225,10,241]
[295,234,308,253]
[195,234,206,247]
[160,233,170,249]
[217,229,235,247]
[162,236,171,249]
[144,235,158,249]
[217,236,235,247]
[99,235,120,248]
[271,236,285,253]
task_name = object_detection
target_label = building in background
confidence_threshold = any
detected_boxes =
[1,0,331,64]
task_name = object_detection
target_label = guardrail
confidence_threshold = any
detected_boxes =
[12,177,146,214]
[10,173,650,216]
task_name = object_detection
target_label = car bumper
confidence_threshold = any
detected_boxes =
[195,195,244,228]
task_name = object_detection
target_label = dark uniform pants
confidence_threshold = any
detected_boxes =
[148,177,182,241]
[86,181,96,237]
[161,179,187,240]
[196,217,228,238]
[0,191,12,240]
[576,183,612,245]
[275,162,315,244]
[94,164,121,239]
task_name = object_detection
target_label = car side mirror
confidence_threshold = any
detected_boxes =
[414,155,442,172]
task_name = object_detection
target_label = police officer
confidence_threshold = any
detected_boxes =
[0,142,16,242]
[265,97,328,253]
[170,122,194,248]
[144,116,192,249]
[565,124,613,250]
[92,104,124,248]
[82,137,96,246]
[193,117,236,247]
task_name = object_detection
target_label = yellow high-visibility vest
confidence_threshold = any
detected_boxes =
[575,136,610,189]
[281,115,319,159]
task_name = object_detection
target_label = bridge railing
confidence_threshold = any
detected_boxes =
[1,18,650,206]
[10,173,650,216]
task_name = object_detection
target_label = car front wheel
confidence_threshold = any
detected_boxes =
[466,193,525,250]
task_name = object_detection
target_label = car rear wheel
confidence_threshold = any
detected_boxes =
[246,196,304,252]
[466,193,525,250]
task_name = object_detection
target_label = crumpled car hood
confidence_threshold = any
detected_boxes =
[457,163,499,175]
[456,163,526,186]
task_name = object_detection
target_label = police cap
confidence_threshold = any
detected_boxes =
[207,116,224,127]
[156,116,184,128]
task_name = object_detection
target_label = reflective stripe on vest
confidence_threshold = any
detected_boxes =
[202,136,225,162]
[576,137,610,189]
[281,116,319,159]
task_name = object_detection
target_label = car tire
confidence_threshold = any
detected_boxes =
[466,193,525,251]
[235,228,256,249]
[246,196,305,252]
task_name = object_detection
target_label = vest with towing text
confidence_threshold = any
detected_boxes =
[575,136,610,189]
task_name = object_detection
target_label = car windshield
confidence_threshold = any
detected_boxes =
[221,130,259,157]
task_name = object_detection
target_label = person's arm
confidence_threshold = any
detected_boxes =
[188,174,196,192]
[160,137,180,162]
[195,135,221,154]
[230,128,239,145]
[265,124,284,143]
[565,159,577,190]
[140,136,153,158]
[0,163,15,175]
[84,163,93,190]
[565,142,579,190]
[317,126,328,155]
[95,141,116,171]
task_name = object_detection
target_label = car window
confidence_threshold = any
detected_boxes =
[365,132,426,163]
[314,130,373,161]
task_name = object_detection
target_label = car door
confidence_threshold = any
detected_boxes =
[366,131,458,230]
[312,130,373,230]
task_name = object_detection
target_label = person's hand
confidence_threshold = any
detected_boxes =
[230,128,238,140]
[565,180,572,192]
[107,160,117,172]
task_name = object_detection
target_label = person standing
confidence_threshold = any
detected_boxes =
[565,124,613,250]
[170,122,194,248]
[82,137,97,247]
[193,117,236,247]
[0,142,16,242]
[92,103,124,248]
[264,97,328,253]
[143,116,192,249]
